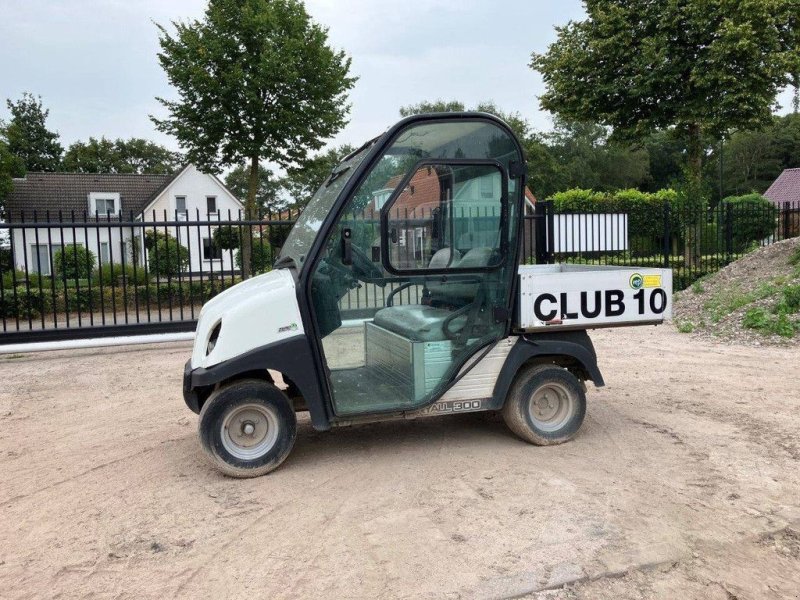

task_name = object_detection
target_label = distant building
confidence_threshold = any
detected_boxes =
[764,168,800,207]
[5,165,243,275]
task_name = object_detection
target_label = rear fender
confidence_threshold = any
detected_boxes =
[492,331,604,407]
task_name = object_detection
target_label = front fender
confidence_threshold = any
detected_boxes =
[491,331,604,407]
[183,334,331,431]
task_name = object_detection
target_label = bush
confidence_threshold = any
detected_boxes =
[235,238,272,275]
[722,194,778,252]
[2,269,29,289]
[0,285,52,319]
[148,236,189,278]
[213,225,241,250]
[53,245,96,280]
[94,264,149,286]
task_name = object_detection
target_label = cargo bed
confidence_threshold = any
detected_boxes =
[517,264,673,332]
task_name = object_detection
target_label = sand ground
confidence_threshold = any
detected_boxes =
[1,325,799,599]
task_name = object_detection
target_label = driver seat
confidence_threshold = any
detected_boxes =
[371,247,490,342]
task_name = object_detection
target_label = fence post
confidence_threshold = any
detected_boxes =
[784,202,791,241]
[725,201,733,262]
[662,200,671,268]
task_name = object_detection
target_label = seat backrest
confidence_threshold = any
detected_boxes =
[428,247,461,269]
[456,247,493,268]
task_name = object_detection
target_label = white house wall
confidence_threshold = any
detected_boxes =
[142,165,243,274]
[13,226,132,275]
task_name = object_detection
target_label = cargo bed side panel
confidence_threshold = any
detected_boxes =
[517,265,672,331]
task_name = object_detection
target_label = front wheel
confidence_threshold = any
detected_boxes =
[501,364,586,445]
[198,379,297,477]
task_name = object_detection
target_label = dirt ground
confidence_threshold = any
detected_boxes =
[1,325,799,599]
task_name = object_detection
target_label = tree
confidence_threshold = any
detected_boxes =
[224,163,284,213]
[399,100,465,117]
[153,0,356,278]
[62,137,182,174]
[0,138,25,216]
[282,144,354,208]
[532,0,799,264]
[4,93,62,171]
[532,0,798,192]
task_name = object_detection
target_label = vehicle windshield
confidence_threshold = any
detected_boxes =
[278,142,374,268]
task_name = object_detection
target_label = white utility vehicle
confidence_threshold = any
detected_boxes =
[183,113,672,477]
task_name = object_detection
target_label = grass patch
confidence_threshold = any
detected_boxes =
[676,320,694,333]
[691,280,706,294]
[703,282,780,323]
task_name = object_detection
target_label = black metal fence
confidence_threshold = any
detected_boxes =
[525,199,800,290]
[1,201,798,344]
[0,209,298,344]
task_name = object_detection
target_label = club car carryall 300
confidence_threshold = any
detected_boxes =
[182,113,672,477]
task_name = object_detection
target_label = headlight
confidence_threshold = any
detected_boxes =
[206,321,222,356]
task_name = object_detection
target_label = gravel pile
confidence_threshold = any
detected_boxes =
[673,237,800,347]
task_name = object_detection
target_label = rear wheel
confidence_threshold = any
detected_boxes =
[502,364,586,445]
[198,379,296,477]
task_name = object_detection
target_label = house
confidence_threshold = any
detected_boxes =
[4,165,244,275]
[764,168,800,207]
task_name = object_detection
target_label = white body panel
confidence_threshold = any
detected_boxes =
[518,264,672,331]
[438,337,516,402]
[191,268,303,369]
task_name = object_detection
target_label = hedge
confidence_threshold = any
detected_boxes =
[722,194,778,252]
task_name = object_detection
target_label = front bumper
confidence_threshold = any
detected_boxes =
[182,359,201,413]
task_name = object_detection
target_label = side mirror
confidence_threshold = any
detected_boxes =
[341,228,353,265]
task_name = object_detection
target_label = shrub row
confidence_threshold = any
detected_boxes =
[0,279,241,319]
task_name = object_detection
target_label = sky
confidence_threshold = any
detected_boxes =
[0,0,796,160]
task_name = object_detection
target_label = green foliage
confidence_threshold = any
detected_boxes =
[235,238,272,275]
[143,229,170,251]
[53,245,95,280]
[282,144,354,208]
[62,137,182,174]
[723,194,778,251]
[153,0,356,279]
[790,246,800,267]
[777,284,800,313]
[148,235,189,277]
[224,163,283,213]
[531,0,799,196]
[676,321,695,334]
[3,93,62,172]
[548,188,678,238]
[743,306,799,338]
[0,138,26,215]
[399,100,465,117]
[0,285,52,319]
[212,225,241,250]
[94,264,149,286]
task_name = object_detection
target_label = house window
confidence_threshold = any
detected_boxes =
[95,198,116,215]
[206,196,217,214]
[175,196,187,216]
[89,192,121,216]
[31,244,51,275]
[203,238,222,261]
[99,242,110,265]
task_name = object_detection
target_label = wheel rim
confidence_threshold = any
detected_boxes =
[221,403,280,460]
[527,382,576,432]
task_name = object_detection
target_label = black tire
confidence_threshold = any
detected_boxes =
[198,379,297,478]
[501,364,586,446]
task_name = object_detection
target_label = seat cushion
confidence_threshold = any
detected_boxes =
[373,305,466,342]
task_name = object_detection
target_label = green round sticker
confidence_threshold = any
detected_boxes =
[629,273,644,289]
